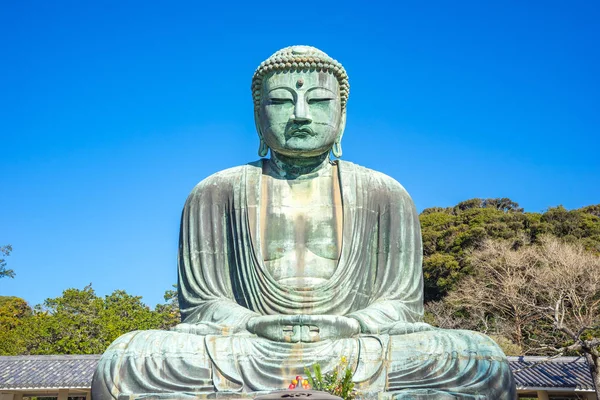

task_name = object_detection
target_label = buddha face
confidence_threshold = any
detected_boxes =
[258,70,345,158]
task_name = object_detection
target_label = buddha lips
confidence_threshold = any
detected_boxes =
[289,127,315,137]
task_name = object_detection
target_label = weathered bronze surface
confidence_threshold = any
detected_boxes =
[92,46,517,400]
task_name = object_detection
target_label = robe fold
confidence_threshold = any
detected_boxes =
[178,159,423,331]
[92,160,516,400]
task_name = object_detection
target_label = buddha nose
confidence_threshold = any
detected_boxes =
[292,98,312,123]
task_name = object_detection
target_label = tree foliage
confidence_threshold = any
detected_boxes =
[155,284,180,327]
[0,244,14,279]
[422,198,600,393]
[0,296,32,354]
[0,285,179,356]
[420,198,600,301]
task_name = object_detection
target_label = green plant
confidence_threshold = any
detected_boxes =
[304,357,355,400]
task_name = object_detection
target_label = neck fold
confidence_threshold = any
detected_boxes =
[268,152,332,180]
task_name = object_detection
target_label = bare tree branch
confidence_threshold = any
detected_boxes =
[427,236,600,396]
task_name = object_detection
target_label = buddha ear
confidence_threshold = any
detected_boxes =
[332,109,346,158]
[255,110,269,158]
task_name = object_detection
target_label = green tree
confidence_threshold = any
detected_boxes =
[0,244,14,279]
[155,284,180,328]
[98,289,172,344]
[0,284,182,355]
[0,296,32,355]
[27,285,105,354]
[419,199,600,302]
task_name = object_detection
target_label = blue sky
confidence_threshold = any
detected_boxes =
[1,1,598,308]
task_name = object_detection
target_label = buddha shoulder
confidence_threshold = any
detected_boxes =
[184,162,260,206]
[341,161,414,206]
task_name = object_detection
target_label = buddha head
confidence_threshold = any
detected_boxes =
[252,46,349,159]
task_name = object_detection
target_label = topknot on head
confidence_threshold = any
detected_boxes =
[251,45,350,112]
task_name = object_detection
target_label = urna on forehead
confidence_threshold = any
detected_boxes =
[251,45,350,111]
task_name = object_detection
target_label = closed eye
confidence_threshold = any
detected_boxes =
[269,98,294,104]
[307,98,334,104]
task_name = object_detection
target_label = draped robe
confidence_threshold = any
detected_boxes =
[92,160,516,400]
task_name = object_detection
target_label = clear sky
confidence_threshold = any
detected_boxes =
[1,1,598,308]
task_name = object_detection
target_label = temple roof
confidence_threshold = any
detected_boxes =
[0,355,100,389]
[508,356,596,391]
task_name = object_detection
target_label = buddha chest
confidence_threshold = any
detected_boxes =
[260,167,342,289]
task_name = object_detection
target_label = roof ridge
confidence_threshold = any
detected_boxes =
[507,356,587,362]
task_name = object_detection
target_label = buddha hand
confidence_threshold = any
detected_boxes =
[247,314,360,343]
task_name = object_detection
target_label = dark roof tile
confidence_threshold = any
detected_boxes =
[508,356,596,391]
[0,355,101,389]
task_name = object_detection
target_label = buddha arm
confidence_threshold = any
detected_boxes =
[175,171,261,335]
[348,302,420,334]
[174,299,259,335]
[347,177,425,334]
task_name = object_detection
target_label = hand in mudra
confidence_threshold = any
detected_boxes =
[247,314,360,343]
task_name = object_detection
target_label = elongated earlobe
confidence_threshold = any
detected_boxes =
[332,111,346,158]
[255,111,269,157]
[258,138,269,157]
[332,142,342,158]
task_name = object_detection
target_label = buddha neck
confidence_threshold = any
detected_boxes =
[267,151,332,180]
